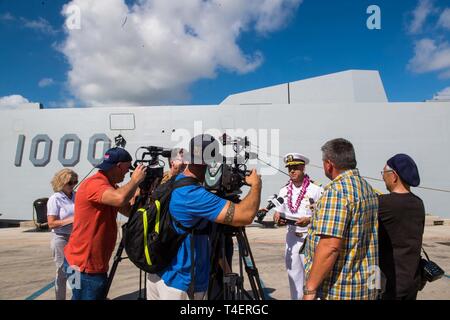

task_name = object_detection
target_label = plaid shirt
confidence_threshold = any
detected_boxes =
[304,169,379,300]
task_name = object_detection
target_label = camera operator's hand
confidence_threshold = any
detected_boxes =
[274,212,286,226]
[245,169,261,188]
[129,187,141,207]
[295,216,311,227]
[131,164,147,185]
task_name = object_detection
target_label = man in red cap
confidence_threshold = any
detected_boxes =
[64,147,146,300]
[379,153,425,300]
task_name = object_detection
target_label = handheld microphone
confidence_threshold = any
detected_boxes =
[256,196,284,222]
[264,196,284,212]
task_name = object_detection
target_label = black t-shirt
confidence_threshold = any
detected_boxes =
[378,192,425,298]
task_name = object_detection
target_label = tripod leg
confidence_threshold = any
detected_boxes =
[138,270,143,300]
[207,225,226,300]
[236,227,266,300]
[144,272,148,300]
[103,238,126,299]
[235,239,254,300]
[223,273,239,300]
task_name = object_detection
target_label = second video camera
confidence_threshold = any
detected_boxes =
[204,135,253,199]
[131,146,172,191]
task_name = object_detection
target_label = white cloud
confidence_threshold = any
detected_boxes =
[48,99,80,108]
[408,0,436,34]
[432,87,450,100]
[0,95,33,109]
[21,17,58,35]
[437,8,450,30]
[408,38,450,77]
[38,78,55,88]
[0,12,15,22]
[406,2,450,80]
[0,12,58,35]
[60,0,302,106]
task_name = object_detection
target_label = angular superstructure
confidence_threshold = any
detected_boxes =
[221,70,388,105]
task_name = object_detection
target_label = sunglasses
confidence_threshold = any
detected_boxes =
[380,169,394,176]
[288,165,304,171]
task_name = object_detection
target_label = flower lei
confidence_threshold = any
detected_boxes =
[287,174,310,213]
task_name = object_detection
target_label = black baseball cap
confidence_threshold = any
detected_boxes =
[187,134,221,165]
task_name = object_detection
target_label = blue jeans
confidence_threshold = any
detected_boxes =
[63,259,108,300]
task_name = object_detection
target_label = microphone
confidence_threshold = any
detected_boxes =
[266,196,284,211]
[255,196,284,223]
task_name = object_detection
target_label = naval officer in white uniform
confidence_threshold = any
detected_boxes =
[274,153,323,300]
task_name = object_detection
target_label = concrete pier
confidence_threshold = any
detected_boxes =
[1,224,449,300]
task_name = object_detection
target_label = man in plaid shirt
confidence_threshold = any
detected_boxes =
[303,138,379,300]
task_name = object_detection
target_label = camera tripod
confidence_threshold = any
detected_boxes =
[102,178,161,300]
[207,219,266,300]
[103,234,147,300]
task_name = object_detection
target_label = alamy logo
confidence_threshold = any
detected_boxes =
[65,4,81,30]
[367,5,381,30]
[170,121,280,175]
[367,265,382,290]
[66,264,81,290]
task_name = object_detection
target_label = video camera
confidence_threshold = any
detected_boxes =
[111,134,175,191]
[204,135,253,199]
[130,146,172,191]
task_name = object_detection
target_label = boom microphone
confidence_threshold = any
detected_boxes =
[142,146,173,158]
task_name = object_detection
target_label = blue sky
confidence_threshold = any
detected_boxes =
[0,0,449,108]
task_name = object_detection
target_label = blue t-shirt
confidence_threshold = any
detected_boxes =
[160,174,227,292]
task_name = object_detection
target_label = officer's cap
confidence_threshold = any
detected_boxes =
[284,153,310,167]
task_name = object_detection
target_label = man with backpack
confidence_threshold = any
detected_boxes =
[146,134,262,300]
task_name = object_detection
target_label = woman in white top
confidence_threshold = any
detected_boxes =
[47,169,78,300]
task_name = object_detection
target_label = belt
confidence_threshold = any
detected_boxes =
[295,232,305,238]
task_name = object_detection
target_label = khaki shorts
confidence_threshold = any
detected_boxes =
[146,273,205,300]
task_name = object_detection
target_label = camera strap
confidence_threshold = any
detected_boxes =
[421,247,431,261]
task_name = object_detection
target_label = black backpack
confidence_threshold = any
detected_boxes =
[123,175,209,297]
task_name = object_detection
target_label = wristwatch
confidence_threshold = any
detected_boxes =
[303,285,316,296]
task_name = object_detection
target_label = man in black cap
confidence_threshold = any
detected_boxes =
[379,153,425,300]
[146,134,262,300]
[64,147,146,300]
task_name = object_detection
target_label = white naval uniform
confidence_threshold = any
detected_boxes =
[275,181,323,300]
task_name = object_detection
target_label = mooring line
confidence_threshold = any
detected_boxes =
[25,281,54,300]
